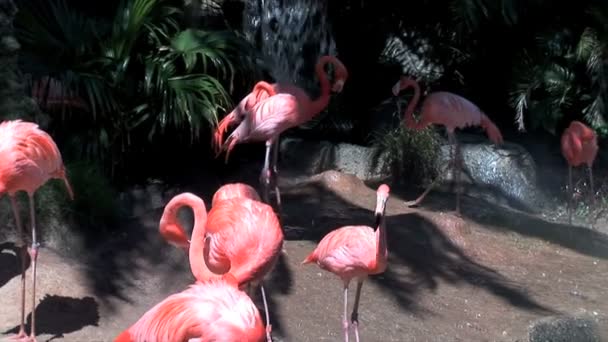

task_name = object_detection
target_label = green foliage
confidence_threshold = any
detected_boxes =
[15,0,255,177]
[509,24,608,135]
[372,123,441,185]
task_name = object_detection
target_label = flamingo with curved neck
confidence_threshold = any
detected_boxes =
[158,192,222,283]
[392,75,503,214]
[212,56,348,210]
[159,183,262,275]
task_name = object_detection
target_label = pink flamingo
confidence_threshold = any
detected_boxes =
[392,76,504,214]
[213,55,348,207]
[158,183,261,254]
[560,120,598,224]
[0,119,74,342]
[203,197,284,341]
[302,184,390,342]
[217,93,301,210]
[212,182,262,206]
[157,192,284,341]
[114,276,266,342]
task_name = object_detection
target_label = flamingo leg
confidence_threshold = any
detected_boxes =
[588,165,595,207]
[27,194,39,341]
[260,140,274,205]
[259,284,272,342]
[451,132,463,215]
[8,196,27,340]
[567,165,573,224]
[343,283,350,342]
[407,160,454,207]
[270,138,282,213]
[350,280,364,342]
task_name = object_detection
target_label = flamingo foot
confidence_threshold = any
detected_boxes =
[351,312,360,342]
[265,324,272,342]
[7,331,28,341]
[342,320,350,342]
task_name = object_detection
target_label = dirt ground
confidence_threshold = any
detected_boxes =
[1,169,608,342]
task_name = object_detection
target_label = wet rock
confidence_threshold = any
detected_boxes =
[438,134,544,211]
[528,314,602,342]
[280,135,543,211]
[280,137,392,182]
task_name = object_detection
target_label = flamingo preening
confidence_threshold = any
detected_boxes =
[114,276,266,342]
[157,190,283,342]
[213,55,348,210]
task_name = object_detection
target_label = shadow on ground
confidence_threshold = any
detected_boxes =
[398,186,608,260]
[3,294,99,342]
[0,242,30,288]
[258,181,556,339]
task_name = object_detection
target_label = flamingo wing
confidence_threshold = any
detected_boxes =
[309,226,376,276]
[118,280,265,342]
[205,198,284,285]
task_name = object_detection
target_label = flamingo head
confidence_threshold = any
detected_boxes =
[392,76,418,96]
[332,79,345,93]
[374,184,391,221]
[332,67,349,93]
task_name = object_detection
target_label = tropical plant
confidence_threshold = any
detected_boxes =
[509,24,608,135]
[15,0,257,178]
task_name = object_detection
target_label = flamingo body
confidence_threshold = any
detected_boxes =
[204,197,284,285]
[213,55,348,153]
[114,279,266,342]
[303,225,386,281]
[561,120,598,168]
[0,120,73,197]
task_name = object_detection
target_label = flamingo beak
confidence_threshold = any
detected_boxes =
[332,80,345,92]
[391,81,401,96]
[374,195,388,226]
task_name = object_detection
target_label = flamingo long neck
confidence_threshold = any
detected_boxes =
[307,56,338,117]
[250,81,277,106]
[182,197,209,282]
[375,212,388,268]
[402,80,422,129]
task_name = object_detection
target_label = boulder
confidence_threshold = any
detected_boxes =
[528,314,603,342]
[437,134,544,211]
[279,137,392,182]
[280,135,544,211]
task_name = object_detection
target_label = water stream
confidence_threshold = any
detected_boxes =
[242,0,337,96]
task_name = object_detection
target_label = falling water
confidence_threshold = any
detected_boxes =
[243,0,337,96]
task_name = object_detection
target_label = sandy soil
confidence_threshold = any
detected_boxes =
[1,170,607,342]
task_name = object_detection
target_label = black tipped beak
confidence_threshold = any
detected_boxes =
[374,212,382,227]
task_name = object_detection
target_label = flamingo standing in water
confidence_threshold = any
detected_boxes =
[560,120,598,223]
[213,55,348,208]
[114,276,266,342]
[159,183,261,254]
[157,191,283,341]
[392,76,503,214]
[0,119,73,342]
[302,184,390,342]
